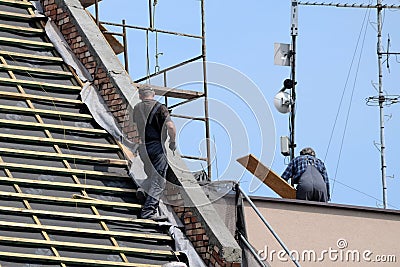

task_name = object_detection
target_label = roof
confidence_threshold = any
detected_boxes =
[0,1,183,266]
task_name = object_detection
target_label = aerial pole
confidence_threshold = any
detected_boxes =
[298,1,400,208]
[289,0,298,161]
[376,0,387,209]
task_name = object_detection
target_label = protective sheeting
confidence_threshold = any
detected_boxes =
[0,0,182,265]
[80,82,125,141]
[44,18,92,82]
[159,202,206,267]
[45,16,138,150]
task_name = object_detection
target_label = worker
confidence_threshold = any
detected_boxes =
[132,86,176,221]
[281,147,330,202]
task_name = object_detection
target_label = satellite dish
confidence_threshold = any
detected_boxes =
[274,91,292,114]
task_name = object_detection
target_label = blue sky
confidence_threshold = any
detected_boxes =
[92,0,400,209]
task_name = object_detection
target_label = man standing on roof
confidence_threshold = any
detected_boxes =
[132,86,176,221]
[281,147,330,202]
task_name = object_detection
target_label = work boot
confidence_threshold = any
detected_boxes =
[136,188,147,204]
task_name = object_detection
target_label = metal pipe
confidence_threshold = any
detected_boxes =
[290,35,297,163]
[100,21,203,39]
[238,187,301,267]
[102,31,124,36]
[164,72,168,107]
[298,2,400,8]
[170,114,206,121]
[168,98,199,110]
[181,155,208,161]
[289,1,298,186]
[122,19,129,73]
[377,2,387,209]
[95,0,99,27]
[148,0,153,29]
[135,55,203,83]
[201,0,211,181]
[238,233,269,267]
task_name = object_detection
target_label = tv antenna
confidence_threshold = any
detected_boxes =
[281,1,400,208]
[274,0,298,166]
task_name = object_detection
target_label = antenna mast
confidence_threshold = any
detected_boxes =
[299,1,400,208]
[289,0,298,161]
[376,0,387,209]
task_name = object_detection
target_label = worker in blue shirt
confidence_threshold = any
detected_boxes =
[282,147,330,202]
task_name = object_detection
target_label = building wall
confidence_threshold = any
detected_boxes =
[244,198,400,266]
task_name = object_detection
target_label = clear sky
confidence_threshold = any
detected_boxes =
[92,0,400,209]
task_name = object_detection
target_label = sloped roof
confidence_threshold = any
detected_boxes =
[0,1,182,266]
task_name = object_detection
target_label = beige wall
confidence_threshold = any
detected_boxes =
[244,198,400,266]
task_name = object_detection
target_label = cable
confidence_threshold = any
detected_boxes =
[331,6,371,196]
[330,176,399,209]
[324,2,372,162]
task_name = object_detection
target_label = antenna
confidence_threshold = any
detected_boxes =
[274,0,298,165]
[297,1,400,208]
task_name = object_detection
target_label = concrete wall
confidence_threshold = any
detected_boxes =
[244,197,400,266]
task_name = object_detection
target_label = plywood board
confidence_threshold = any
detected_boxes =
[237,154,296,199]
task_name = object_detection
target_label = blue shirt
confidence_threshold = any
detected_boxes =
[282,155,330,198]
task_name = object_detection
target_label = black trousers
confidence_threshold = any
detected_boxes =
[138,141,168,218]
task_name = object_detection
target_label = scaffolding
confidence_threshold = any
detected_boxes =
[88,0,212,180]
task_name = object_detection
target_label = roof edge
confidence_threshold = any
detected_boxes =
[248,195,400,215]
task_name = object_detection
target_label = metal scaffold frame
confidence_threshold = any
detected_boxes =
[90,0,212,181]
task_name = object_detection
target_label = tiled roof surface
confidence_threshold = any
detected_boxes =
[0,1,181,266]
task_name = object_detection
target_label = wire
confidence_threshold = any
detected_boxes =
[331,6,371,196]
[324,2,372,163]
[330,176,399,209]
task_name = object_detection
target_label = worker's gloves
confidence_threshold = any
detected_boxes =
[169,141,176,151]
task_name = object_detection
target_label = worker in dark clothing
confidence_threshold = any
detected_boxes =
[132,86,176,221]
[281,147,330,202]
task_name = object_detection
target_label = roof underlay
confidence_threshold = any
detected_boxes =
[0,1,182,266]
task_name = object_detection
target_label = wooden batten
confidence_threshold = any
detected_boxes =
[0,191,141,209]
[0,133,119,150]
[237,154,296,199]
[0,50,63,62]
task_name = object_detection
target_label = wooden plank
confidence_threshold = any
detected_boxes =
[0,77,80,91]
[237,154,296,199]
[0,147,126,166]
[0,206,158,226]
[0,162,128,179]
[0,176,134,194]
[0,50,63,62]
[0,191,141,210]
[0,90,82,104]
[86,10,123,55]
[0,23,43,34]
[0,118,107,135]
[0,64,72,76]
[0,11,38,21]
[0,0,33,8]
[0,220,172,241]
[0,251,162,267]
[0,36,52,49]
[0,235,177,258]
[0,104,92,120]
[134,82,204,100]
[0,133,119,150]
